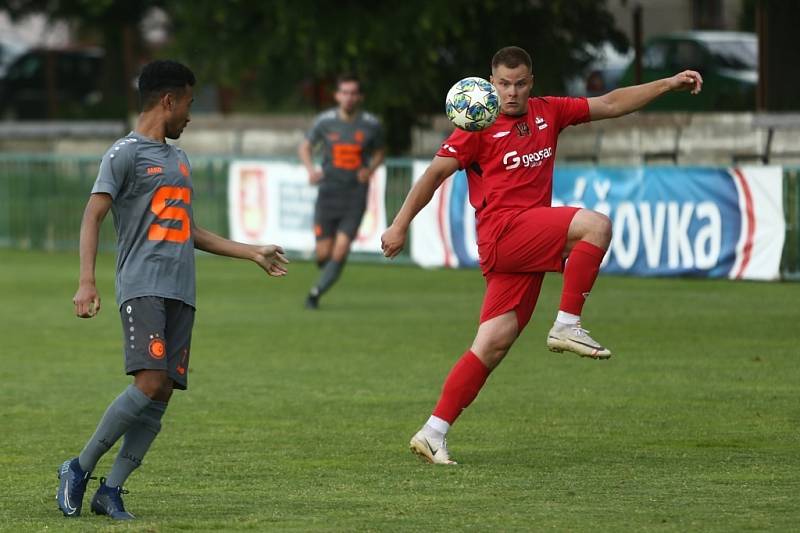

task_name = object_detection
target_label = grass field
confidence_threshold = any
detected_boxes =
[1,248,799,532]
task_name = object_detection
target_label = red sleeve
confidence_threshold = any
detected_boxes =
[544,96,590,131]
[435,127,480,170]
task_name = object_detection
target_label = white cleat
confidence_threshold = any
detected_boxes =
[547,322,612,359]
[409,430,457,465]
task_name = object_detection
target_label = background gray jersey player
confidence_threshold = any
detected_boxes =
[298,74,385,310]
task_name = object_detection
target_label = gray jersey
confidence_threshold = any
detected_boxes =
[92,132,196,308]
[306,108,384,195]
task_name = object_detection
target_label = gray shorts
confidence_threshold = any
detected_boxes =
[314,189,367,241]
[120,296,195,390]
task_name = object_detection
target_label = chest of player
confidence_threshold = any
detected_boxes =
[323,123,373,171]
[132,153,193,200]
[481,113,557,175]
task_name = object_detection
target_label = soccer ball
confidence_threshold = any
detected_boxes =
[445,77,500,131]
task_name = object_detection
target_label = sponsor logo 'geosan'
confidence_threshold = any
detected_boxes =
[503,147,553,170]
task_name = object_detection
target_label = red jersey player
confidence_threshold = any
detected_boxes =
[381,46,702,465]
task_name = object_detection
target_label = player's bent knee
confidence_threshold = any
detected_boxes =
[574,209,612,249]
[472,323,518,369]
[475,342,513,370]
[134,370,172,400]
[596,213,612,246]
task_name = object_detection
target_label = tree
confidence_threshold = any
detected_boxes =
[5,0,627,150]
[4,0,163,119]
[165,0,627,152]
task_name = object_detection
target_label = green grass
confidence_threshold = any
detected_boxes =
[1,249,799,532]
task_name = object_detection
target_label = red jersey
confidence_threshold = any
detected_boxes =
[435,96,590,271]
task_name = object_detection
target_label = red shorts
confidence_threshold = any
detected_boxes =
[479,206,580,329]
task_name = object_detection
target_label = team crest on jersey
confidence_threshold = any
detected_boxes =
[179,162,190,178]
[354,129,365,143]
[515,122,531,137]
[535,116,548,130]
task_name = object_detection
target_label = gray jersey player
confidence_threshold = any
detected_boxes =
[298,74,385,309]
[56,60,288,521]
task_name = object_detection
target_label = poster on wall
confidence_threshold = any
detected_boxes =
[228,161,387,255]
[410,164,785,281]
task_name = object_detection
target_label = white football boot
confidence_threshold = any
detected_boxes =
[409,429,457,465]
[547,322,612,359]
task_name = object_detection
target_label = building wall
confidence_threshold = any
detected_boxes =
[607,0,745,43]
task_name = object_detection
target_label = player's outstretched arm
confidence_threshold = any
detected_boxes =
[381,155,459,258]
[588,70,703,121]
[74,193,112,318]
[193,225,289,277]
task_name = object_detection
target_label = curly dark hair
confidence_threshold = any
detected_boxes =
[138,60,196,110]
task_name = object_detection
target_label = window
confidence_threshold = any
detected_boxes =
[672,41,706,71]
[705,39,758,70]
[643,42,668,69]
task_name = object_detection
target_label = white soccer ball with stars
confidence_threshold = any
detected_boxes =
[445,76,500,131]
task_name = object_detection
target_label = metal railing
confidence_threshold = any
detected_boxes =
[0,154,413,254]
[0,154,797,279]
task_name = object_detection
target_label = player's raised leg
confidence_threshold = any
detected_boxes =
[547,208,613,359]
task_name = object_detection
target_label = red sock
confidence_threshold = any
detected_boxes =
[432,350,490,424]
[560,240,606,315]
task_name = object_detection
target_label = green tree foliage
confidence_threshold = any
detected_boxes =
[5,0,626,150]
[165,0,627,151]
[4,0,163,118]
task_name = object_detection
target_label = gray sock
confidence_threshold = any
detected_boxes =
[313,259,344,296]
[78,385,152,472]
[105,401,167,488]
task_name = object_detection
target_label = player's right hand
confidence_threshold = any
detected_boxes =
[73,283,101,318]
[253,244,289,277]
[308,169,323,185]
[381,224,407,258]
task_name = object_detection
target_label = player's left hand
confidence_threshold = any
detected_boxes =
[357,167,372,184]
[253,245,289,277]
[668,70,703,95]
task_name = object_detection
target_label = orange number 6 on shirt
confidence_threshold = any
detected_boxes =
[148,186,192,243]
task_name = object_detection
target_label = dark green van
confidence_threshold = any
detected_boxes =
[619,31,757,111]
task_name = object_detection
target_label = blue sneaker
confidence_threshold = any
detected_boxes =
[56,457,93,517]
[90,477,135,520]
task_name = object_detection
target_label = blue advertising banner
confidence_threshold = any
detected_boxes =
[410,165,784,280]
